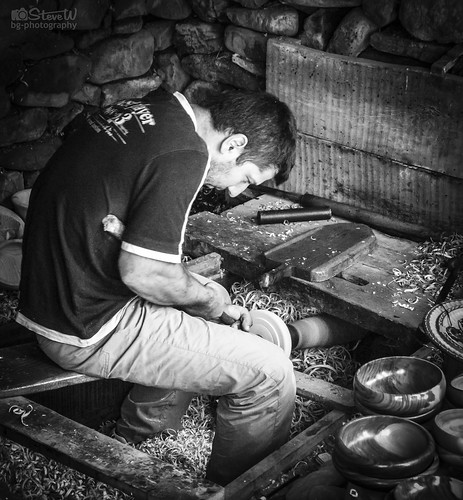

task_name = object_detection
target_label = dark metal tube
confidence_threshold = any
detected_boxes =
[256,207,332,225]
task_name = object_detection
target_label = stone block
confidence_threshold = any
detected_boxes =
[300,8,348,51]
[147,0,192,20]
[76,27,112,50]
[399,0,463,44]
[113,0,147,20]
[0,48,25,86]
[0,88,11,120]
[59,0,110,30]
[0,108,48,148]
[23,54,91,94]
[112,16,143,35]
[12,87,70,108]
[24,170,41,189]
[154,52,191,93]
[327,7,378,56]
[191,0,232,23]
[280,0,360,8]
[224,25,268,61]
[226,5,299,36]
[370,23,451,63]
[72,83,102,107]
[48,102,84,134]
[174,20,224,56]
[101,73,163,106]
[183,80,233,105]
[234,0,270,7]
[89,29,154,85]
[362,0,399,28]
[181,52,264,91]
[145,20,176,51]
[19,32,75,60]
[0,170,24,206]
[0,135,62,171]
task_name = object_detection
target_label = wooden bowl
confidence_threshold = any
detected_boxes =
[447,374,463,408]
[354,395,441,424]
[436,444,463,469]
[333,416,435,479]
[333,452,440,490]
[393,475,463,500]
[432,409,463,455]
[354,356,446,417]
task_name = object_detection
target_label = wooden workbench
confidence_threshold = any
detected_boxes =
[185,194,433,342]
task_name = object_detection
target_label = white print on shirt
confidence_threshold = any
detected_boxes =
[87,100,155,144]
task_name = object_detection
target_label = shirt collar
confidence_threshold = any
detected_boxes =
[173,92,197,131]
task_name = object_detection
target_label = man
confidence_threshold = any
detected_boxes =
[17,88,297,485]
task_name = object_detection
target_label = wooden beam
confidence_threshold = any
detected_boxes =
[295,371,354,410]
[0,396,222,500]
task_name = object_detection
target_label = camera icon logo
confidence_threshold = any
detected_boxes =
[11,8,29,21]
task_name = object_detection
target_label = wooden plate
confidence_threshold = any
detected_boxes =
[425,300,463,362]
[249,310,292,357]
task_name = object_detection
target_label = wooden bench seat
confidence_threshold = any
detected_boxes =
[0,341,96,398]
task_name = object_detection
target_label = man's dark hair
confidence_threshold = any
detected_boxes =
[202,90,297,184]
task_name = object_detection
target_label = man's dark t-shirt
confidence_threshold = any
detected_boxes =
[17,90,209,345]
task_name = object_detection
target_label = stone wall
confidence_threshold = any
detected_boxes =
[0,0,462,212]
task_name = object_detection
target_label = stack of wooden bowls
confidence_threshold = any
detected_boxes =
[431,409,463,471]
[353,356,446,423]
[332,415,439,491]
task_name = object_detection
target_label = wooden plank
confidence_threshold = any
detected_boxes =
[0,343,96,397]
[0,396,221,500]
[208,410,347,500]
[289,133,463,236]
[267,38,463,178]
[295,371,354,410]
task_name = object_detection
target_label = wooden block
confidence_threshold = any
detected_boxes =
[0,396,221,499]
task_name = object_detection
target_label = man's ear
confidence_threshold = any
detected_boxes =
[220,133,248,155]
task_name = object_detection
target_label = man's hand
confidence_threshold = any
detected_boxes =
[220,304,252,332]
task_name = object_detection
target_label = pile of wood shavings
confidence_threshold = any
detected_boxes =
[0,436,132,500]
[389,232,463,308]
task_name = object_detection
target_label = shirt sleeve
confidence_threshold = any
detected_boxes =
[120,149,209,263]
